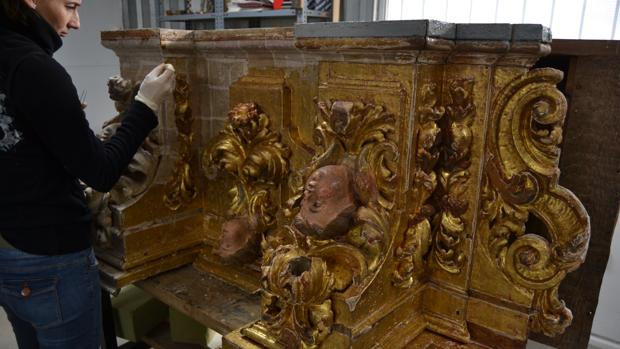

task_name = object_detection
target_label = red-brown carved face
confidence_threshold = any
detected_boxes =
[294,165,358,239]
[215,217,259,264]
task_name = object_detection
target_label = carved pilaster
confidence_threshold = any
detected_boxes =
[164,75,198,210]
[432,78,476,275]
[393,82,443,288]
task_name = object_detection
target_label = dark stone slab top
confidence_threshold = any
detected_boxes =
[295,20,455,39]
[295,20,552,43]
[455,23,512,41]
[512,24,552,43]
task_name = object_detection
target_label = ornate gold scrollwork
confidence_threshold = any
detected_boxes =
[164,76,198,210]
[204,102,291,232]
[482,68,590,337]
[313,100,398,271]
[288,100,398,211]
[284,100,398,272]
[432,79,476,274]
[243,100,398,348]
[393,82,443,288]
[245,240,367,349]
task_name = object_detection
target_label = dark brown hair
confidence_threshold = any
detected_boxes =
[0,0,36,27]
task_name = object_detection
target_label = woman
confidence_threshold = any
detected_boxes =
[0,0,175,347]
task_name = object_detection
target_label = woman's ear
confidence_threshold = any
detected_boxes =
[23,0,37,10]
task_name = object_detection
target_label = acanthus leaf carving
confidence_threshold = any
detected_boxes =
[206,103,290,224]
[431,78,476,275]
[246,231,368,349]
[287,100,398,215]
[204,102,291,263]
[310,100,398,273]
[393,82,442,288]
[164,75,198,211]
[244,99,399,348]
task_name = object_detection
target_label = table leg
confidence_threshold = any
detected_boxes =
[101,288,119,349]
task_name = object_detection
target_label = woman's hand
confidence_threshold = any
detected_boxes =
[135,63,176,113]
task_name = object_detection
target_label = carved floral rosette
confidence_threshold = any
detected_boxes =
[242,100,398,348]
[481,68,590,336]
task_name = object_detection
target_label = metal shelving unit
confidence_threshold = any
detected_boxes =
[158,0,332,29]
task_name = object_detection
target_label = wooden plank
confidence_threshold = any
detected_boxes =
[551,39,620,56]
[137,265,261,335]
[404,330,487,348]
[193,252,261,294]
[98,246,202,291]
[530,55,620,348]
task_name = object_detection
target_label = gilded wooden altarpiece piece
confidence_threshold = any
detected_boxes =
[97,21,590,348]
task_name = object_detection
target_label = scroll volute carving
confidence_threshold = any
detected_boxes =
[241,100,398,349]
[86,76,161,247]
[204,102,291,264]
[482,68,590,337]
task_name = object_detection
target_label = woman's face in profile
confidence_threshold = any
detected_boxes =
[27,0,81,37]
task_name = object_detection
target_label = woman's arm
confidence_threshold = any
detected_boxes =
[10,54,167,192]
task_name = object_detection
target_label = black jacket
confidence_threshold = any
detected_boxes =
[0,11,158,254]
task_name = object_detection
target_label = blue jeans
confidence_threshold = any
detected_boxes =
[0,247,101,349]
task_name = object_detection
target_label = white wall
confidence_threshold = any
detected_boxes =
[385,0,620,40]
[54,0,124,131]
[589,216,620,349]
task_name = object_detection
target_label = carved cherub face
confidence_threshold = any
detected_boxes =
[294,165,358,239]
[107,76,139,114]
[215,217,260,264]
[304,166,344,212]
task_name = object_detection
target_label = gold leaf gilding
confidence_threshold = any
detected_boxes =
[432,79,476,275]
[204,102,291,230]
[483,69,590,337]
[164,76,198,210]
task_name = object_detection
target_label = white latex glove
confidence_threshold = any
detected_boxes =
[135,63,176,113]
